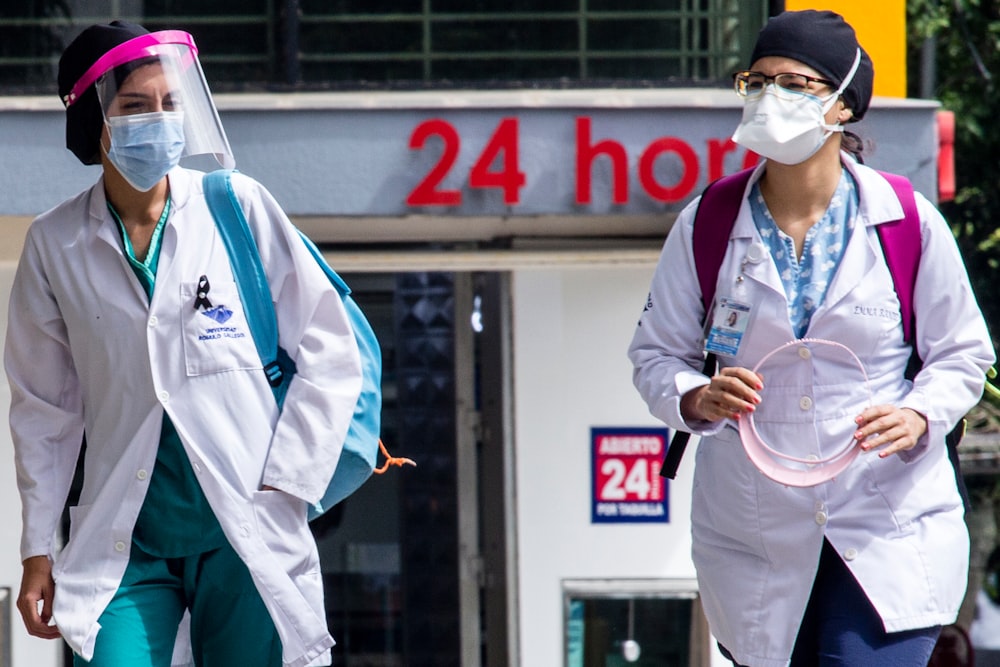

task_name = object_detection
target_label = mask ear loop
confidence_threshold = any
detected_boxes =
[819,48,862,131]
[737,338,872,487]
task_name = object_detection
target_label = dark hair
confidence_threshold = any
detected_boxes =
[842,130,865,164]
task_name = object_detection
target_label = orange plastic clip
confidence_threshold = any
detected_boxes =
[374,440,416,474]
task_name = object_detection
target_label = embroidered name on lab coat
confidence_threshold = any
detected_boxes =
[852,305,900,321]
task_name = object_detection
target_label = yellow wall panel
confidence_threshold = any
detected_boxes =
[782,0,906,98]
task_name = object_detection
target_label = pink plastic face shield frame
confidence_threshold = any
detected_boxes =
[64,29,235,169]
[737,339,871,487]
[63,30,198,108]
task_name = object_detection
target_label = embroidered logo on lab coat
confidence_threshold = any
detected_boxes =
[200,305,234,324]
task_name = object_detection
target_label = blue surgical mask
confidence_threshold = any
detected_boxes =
[105,111,186,191]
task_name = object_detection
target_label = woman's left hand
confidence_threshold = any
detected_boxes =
[854,405,928,458]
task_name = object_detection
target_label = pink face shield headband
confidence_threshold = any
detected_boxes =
[63,30,198,108]
[738,339,871,487]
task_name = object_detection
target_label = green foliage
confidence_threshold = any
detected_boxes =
[907,0,1000,342]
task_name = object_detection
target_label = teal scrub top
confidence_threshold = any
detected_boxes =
[109,198,226,557]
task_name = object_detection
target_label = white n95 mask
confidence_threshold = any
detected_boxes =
[731,89,844,165]
[732,48,862,165]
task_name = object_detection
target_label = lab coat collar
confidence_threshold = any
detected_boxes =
[841,153,909,227]
[87,166,196,227]
[728,152,908,242]
[88,167,195,306]
[723,153,907,330]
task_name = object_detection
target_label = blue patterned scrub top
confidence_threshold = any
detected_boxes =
[748,168,859,338]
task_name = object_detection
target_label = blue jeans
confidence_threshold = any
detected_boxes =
[721,539,941,666]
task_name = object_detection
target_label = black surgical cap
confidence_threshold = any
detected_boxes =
[749,10,874,122]
[57,21,150,165]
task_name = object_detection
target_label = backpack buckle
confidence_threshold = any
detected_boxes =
[264,361,284,388]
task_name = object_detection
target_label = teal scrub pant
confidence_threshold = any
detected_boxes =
[74,541,282,667]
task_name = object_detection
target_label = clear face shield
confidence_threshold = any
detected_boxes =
[65,30,234,170]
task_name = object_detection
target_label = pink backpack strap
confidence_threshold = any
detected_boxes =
[692,168,756,312]
[874,171,920,344]
[661,168,755,480]
[875,172,972,509]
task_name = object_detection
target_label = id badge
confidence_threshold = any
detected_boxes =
[704,297,752,357]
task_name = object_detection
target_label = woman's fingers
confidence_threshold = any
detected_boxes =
[854,405,928,458]
[697,368,764,421]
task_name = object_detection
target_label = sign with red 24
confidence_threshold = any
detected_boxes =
[404,116,758,211]
[591,427,669,524]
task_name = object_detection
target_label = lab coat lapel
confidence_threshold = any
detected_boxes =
[730,207,786,300]
[89,179,159,307]
[811,215,877,323]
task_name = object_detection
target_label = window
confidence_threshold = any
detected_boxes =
[3,0,765,92]
[564,579,711,667]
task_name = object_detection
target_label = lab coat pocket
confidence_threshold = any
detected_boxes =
[252,490,322,580]
[181,280,261,376]
[251,490,327,649]
[692,427,767,549]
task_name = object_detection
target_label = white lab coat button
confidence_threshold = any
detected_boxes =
[148,316,158,327]
[799,396,813,410]
[158,390,170,402]
[844,548,858,561]
[114,541,126,552]
[136,469,148,481]
[192,461,202,473]
[806,454,819,463]
[814,501,825,511]
[814,512,828,525]
[798,346,811,360]
[240,524,251,538]
[745,243,767,264]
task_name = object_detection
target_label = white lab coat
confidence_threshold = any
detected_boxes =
[5,167,363,667]
[628,156,994,667]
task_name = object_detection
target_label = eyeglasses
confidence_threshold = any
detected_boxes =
[732,71,836,99]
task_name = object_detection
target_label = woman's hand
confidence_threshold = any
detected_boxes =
[681,367,763,422]
[17,555,61,640]
[854,406,928,458]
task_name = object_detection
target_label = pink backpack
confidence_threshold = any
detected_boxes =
[661,169,968,496]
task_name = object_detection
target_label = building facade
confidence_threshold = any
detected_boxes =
[0,3,954,667]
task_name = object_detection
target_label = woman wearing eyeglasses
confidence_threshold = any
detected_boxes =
[628,10,993,667]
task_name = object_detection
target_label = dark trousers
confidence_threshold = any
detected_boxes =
[721,539,941,666]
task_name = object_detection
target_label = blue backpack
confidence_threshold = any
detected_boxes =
[203,169,384,519]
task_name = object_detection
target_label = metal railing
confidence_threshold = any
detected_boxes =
[0,0,765,91]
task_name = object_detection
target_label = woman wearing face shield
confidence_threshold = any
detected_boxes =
[5,21,362,667]
[628,10,993,667]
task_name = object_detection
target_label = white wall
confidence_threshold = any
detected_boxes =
[511,265,724,667]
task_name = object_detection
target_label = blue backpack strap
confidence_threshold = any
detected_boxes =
[203,170,286,393]
[203,169,386,517]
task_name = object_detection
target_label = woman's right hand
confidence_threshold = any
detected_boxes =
[17,555,61,639]
[680,366,763,422]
